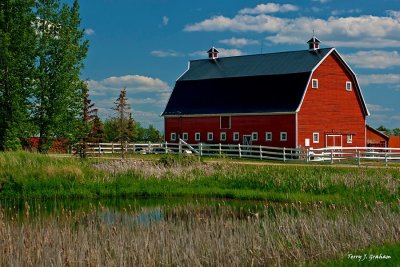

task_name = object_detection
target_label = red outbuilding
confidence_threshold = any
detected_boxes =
[162,37,370,149]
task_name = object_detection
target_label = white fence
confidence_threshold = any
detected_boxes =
[83,141,400,166]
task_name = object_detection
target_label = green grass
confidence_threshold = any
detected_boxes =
[0,152,399,205]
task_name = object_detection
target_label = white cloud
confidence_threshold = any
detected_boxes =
[88,74,170,96]
[185,11,400,48]
[367,103,394,112]
[358,74,400,85]
[162,16,169,26]
[343,50,400,69]
[151,50,183,57]
[239,3,298,15]
[312,0,330,3]
[184,14,287,32]
[219,37,259,47]
[84,28,95,35]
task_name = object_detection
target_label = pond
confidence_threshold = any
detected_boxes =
[0,197,399,266]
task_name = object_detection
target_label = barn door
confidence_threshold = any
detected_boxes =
[242,135,252,146]
[325,134,342,148]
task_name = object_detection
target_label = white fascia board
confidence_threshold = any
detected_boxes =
[176,61,191,81]
[161,62,192,117]
[295,48,335,113]
[164,111,296,118]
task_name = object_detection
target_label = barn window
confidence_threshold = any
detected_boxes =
[220,132,226,141]
[266,132,272,141]
[313,132,319,143]
[280,132,287,141]
[170,133,176,141]
[251,132,258,141]
[207,132,213,141]
[195,132,201,141]
[312,79,318,89]
[346,81,352,91]
[182,133,188,141]
[220,116,231,129]
[347,134,352,144]
[233,132,240,141]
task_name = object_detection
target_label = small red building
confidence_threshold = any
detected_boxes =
[163,37,370,149]
[366,125,389,147]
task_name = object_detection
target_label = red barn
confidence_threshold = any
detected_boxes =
[162,37,370,149]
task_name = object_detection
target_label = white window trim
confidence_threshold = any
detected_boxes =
[346,81,352,91]
[251,132,258,141]
[220,116,231,129]
[170,133,176,141]
[182,132,188,141]
[280,132,288,141]
[313,132,319,143]
[233,132,239,141]
[312,79,318,89]
[195,132,200,141]
[220,132,226,141]
[266,132,272,141]
[347,134,353,144]
[207,132,213,141]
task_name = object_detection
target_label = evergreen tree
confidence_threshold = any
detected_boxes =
[113,87,131,158]
[0,0,36,150]
[76,81,96,158]
[33,0,88,152]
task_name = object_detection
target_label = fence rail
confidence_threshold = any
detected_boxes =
[81,141,400,166]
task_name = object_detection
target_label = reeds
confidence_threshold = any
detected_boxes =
[0,203,399,266]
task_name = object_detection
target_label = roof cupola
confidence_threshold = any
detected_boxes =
[307,34,320,51]
[207,47,219,60]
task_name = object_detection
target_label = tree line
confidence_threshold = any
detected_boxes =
[1,1,162,154]
[0,0,87,152]
[377,126,400,136]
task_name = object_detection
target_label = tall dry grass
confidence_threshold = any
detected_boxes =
[0,203,399,266]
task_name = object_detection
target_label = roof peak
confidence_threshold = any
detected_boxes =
[190,47,333,62]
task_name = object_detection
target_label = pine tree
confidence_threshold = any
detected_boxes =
[113,87,131,158]
[76,81,96,158]
[0,0,36,150]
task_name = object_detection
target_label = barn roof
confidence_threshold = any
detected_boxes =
[163,48,368,116]
[179,48,332,81]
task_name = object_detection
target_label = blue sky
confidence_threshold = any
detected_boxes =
[76,0,400,131]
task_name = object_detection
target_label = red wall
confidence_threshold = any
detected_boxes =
[389,136,400,148]
[298,53,366,148]
[165,114,296,147]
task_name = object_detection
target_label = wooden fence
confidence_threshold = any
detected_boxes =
[83,141,400,166]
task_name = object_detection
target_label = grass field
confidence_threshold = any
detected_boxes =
[0,152,399,205]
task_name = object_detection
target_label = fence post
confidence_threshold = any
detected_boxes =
[98,143,101,155]
[200,143,203,156]
[357,150,361,166]
[238,144,242,158]
[259,145,263,160]
[330,149,334,164]
[283,147,286,163]
[219,143,222,157]
[385,152,388,167]
[306,149,309,163]
[179,140,182,154]
[111,143,114,154]
[165,142,168,154]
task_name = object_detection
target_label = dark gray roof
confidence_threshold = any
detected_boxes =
[179,48,332,81]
